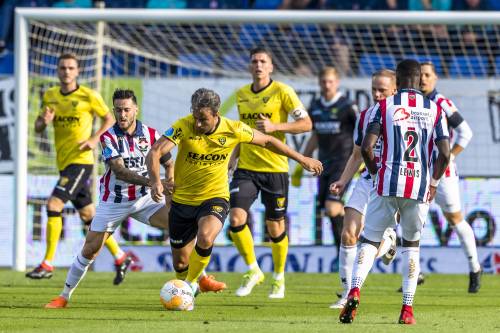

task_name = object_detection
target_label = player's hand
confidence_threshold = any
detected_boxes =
[79,136,99,151]
[427,185,438,202]
[151,181,164,202]
[41,106,55,125]
[291,164,303,187]
[300,157,323,176]
[256,114,276,133]
[161,178,174,195]
[329,180,345,195]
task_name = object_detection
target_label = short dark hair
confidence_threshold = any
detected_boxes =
[420,61,437,74]
[191,88,220,115]
[250,47,273,63]
[112,89,137,105]
[396,59,421,88]
[58,53,79,67]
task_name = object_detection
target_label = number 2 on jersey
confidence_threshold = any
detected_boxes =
[403,130,419,162]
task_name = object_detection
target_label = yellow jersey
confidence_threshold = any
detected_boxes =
[236,80,304,173]
[164,115,254,205]
[42,85,109,170]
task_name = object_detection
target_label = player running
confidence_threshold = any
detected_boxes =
[420,62,481,293]
[228,48,313,299]
[146,88,322,298]
[27,53,132,285]
[339,59,450,325]
[295,66,358,253]
[44,89,224,309]
[329,69,399,309]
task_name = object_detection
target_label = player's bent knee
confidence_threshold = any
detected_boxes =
[402,238,420,247]
[402,229,421,243]
[47,196,65,212]
[229,208,247,227]
[341,230,358,246]
[444,211,463,226]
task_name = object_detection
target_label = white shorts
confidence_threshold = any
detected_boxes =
[434,175,461,213]
[345,177,373,215]
[363,193,429,242]
[91,194,165,233]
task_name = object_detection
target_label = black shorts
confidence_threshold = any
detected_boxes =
[168,198,229,249]
[229,168,289,220]
[317,163,350,208]
[51,164,93,209]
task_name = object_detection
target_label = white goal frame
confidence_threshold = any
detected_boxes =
[14,8,500,271]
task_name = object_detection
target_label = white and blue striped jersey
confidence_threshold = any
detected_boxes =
[99,121,161,203]
[367,88,449,202]
[354,107,383,180]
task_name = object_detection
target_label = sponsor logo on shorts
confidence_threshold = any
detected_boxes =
[170,239,183,244]
[212,205,224,214]
[276,197,285,208]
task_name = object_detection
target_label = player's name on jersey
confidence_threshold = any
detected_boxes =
[399,167,420,178]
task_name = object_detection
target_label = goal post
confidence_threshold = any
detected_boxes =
[14,8,500,270]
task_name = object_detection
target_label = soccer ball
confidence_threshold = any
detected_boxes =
[160,279,194,311]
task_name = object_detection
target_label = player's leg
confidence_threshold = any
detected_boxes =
[185,199,229,294]
[229,170,263,296]
[261,172,289,299]
[396,198,428,325]
[435,177,481,292]
[340,194,397,324]
[45,202,128,308]
[325,200,345,253]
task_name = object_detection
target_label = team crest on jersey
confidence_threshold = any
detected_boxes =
[262,97,270,103]
[218,136,226,146]
[409,94,416,100]
[276,197,286,208]
[58,176,69,187]
[330,107,338,114]
[393,107,411,123]
[71,100,79,108]
[138,137,149,152]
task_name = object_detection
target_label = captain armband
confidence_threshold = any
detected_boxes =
[291,108,308,120]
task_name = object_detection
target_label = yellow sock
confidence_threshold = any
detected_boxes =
[230,224,257,266]
[175,267,189,280]
[271,233,288,274]
[186,246,211,283]
[104,235,123,258]
[44,212,62,262]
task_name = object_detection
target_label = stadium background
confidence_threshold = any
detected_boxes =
[0,0,499,274]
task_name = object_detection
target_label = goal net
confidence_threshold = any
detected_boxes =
[14,9,500,270]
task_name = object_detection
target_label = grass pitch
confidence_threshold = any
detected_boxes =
[0,270,499,333]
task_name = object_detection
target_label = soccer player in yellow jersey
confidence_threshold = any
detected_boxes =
[26,53,130,285]
[228,47,313,299]
[147,88,322,297]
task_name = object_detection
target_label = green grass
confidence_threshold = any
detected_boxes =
[0,270,498,333]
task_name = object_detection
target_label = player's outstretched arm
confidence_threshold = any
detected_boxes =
[448,113,473,158]
[361,131,379,176]
[255,113,312,134]
[250,128,323,176]
[302,132,318,158]
[330,145,364,195]
[147,136,176,202]
[108,157,151,187]
[79,113,115,151]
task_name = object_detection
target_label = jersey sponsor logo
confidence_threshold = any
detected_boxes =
[54,115,81,127]
[103,146,113,159]
[123,156,145,168]
[314,121,341,134]
[241,112,272,120]
[172,128,183,140]
[187,152,228,161]
[393,107,410,123]
[138,137,149,152]
[218,136,226,146]
[330,107,338,114]
[165,127,174,136]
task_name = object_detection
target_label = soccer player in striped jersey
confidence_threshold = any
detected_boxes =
[26,53,130,284]
[340,60,450,325]
[146,88,322,298]
[44,89,223,309]
[228,48,313,299]
[420,62,481,293]
[328,69,399,309]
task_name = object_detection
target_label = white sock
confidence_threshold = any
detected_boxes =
[249,262,259,271]
[351,243,378,290]
[200,270,207,278]
[339,245,357,295]
[61,253,93,300]
[402,247,420,306]
[454,221,481,273]
[273,272,284,281]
